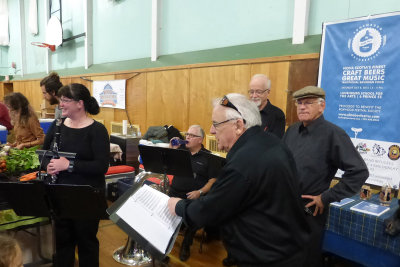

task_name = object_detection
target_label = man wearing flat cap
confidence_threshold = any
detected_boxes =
[283,86,369,267]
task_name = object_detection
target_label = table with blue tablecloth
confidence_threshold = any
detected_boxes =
[323,194,400,267]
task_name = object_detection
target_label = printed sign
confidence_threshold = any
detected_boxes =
[93,80,126,109]
[319,12,400,187]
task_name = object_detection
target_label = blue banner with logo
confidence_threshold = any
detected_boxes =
[319,12,400,187]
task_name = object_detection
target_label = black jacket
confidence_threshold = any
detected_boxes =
[260,100,285,139]
[175,126,310,266]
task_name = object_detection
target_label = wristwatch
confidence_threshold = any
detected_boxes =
[199,190,204,196]
[67,160,74,173]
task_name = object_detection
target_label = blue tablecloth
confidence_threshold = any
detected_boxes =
[323,194,400,267]
[40,119,54,134]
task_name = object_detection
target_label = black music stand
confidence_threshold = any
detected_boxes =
[138,145,194,192]
[0,181,108,267]
[106,145,194,260]
[139,145,194,177]
[198,151,226,178]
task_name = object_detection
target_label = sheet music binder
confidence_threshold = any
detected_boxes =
[107,184,181,260]
[108,144,198,260]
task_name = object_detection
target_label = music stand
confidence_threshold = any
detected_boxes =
[139,145,194,177]
[139,145,194,193]
[106,145,194,261]
[0,181,108,267]
[199,151,226,178]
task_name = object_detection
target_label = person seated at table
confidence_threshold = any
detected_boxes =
[169,125,217,261]
[0,234,23,267]
[4,92,44,149]
[43,83,109,267]
[40,72,63,120]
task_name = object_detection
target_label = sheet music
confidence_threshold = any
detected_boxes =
[116,185,182,253]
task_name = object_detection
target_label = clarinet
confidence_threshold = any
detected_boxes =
[50,118,62,184]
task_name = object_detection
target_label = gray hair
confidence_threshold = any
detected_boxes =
[213,93,261,128]
[250,74,271,90]
[189,125,205,139]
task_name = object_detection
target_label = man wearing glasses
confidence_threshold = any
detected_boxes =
[248,74,285,138]
[283,86,368,267]
[168,125,217,261]
[168,94,310,267]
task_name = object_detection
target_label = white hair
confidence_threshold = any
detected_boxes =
[213,93,261,128]
[189,125,205,139]
[250,74,271,90]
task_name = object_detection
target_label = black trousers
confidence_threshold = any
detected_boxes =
[181,226,197,248]
[303,212,328,267]
[55,218,100,267]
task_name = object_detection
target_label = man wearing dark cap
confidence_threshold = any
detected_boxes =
[283,86,369,267]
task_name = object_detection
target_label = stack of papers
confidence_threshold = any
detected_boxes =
[116,185,182,253]
[350,201,390,216]
[330,198,355,207]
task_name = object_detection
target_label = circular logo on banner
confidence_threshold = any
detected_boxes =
[348,24,386,61]
[388,145,400,160]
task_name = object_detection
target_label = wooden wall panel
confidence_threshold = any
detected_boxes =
[12,81,42,113]
[0,83,14,101]
[189,65,250,133]
[89,75,116,134]
[250,62,290,116]
[114,73,147,133]
[146,70,189,132]
[4,54,319,138]
[286,59,319,126]
[26,80,42,112]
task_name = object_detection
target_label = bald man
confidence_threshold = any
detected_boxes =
[248,74,285,138]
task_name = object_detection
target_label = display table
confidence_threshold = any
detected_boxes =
[323,194,400,267]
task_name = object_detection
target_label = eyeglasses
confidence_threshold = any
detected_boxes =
[185,133,202,138]
[295,100,319,107]
[212,118,238,128]
[220,95,246,124]
[60,98,75,103]
[248,89,268,95]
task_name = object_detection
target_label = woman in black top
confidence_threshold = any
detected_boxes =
[43,83,109,267]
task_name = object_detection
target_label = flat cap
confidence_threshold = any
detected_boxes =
[293,86,325,100]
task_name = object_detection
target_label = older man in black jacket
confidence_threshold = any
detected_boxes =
[168,93,310,267]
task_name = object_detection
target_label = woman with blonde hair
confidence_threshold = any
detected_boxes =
[4,92,44,149]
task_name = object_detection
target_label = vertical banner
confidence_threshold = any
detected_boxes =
[319,12,400,187]
[93,80,126,109]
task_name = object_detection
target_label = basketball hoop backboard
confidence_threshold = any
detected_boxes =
[46,16,63,47]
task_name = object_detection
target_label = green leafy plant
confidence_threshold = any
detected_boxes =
[5,146,40,174]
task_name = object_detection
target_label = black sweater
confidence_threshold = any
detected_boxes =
[43,120,110,188]
[176,126,310,266]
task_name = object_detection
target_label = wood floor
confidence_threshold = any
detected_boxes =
[97,220,359,267]
[98,220,228,267]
